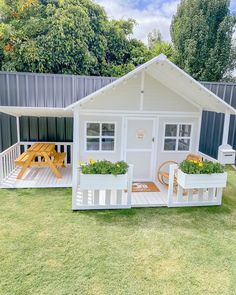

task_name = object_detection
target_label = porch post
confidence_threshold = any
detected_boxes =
[222,109,230,145]
[16,116,21,155]
[72,108,80,210]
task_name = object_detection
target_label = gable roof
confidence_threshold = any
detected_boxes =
[0,55,236,117]
[0,70,236,110]
[66,54,236,114]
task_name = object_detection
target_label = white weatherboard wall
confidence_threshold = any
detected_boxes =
[156,116,201,168]
[78,114,123,163]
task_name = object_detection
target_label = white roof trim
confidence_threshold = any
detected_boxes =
[165,59,236,114]
[0,106,73,117]
[66,54,167,110]
[65,54,236,115]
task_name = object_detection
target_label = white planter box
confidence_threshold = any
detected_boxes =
[177,169,227,189]
[80,173,128,190]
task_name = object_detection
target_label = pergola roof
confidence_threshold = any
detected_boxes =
[0,106,73,117]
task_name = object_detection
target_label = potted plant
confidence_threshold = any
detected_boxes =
[177,159,227,189]
[79,159,129,190]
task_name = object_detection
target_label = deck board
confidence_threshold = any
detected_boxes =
[0,166,72,188]
[131,191,167,207]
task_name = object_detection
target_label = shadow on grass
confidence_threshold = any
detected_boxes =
[74,201,232,230]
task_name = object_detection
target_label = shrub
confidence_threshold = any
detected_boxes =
[179,160,224,174]
[79,159,129,175]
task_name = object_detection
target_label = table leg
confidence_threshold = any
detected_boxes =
[42,152,62,178]
[17,153,35,179]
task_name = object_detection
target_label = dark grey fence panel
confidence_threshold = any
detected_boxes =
[0,113,17,152]
[0,71,116,152]
[199,82,236,158]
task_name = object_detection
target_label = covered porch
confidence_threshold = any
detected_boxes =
[0,141,73,189]
[0,140,224,208]
[0,106,74,189]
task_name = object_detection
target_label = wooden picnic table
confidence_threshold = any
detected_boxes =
[15,143,65,179]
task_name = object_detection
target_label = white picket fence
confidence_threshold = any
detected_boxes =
[167,164,225,207]
[73,166,133,210]
[0,142,73,184]
[0,143,20,182]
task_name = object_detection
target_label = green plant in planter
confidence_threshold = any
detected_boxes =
[79,160,129,175]
[179,160,224,174]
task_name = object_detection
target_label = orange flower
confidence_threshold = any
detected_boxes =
[4,43,13,52]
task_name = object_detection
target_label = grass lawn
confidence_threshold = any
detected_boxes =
[1,168,236,295]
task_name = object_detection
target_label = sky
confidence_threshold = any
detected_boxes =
[94,0,236,44]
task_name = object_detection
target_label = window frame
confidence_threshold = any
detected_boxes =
[84,121,116,152]
[162,122,193,152]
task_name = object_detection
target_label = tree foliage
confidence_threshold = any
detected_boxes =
[170,0,236,81]
[0,0,151,76]
[147,29,175,61]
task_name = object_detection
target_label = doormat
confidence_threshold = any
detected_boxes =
[132,182,160,193]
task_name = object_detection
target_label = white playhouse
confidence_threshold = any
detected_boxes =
[0,54,235,209]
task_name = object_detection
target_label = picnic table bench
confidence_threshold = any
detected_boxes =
[14,143,66,179]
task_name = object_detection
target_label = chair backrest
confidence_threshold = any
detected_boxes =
[186,153,202,162]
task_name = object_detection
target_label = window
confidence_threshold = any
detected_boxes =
[164,124,191,151]
[86,122,115,151]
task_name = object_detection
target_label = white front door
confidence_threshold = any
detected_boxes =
[125,117,155,181]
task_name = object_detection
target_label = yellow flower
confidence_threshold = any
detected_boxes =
[194,160,197,164]
[78,161,83,166]
[117,164,120,167]
[88,158,96,165]
[190,160,194,163]
[198,162,203,167]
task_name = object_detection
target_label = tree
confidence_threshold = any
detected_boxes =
[147,29,175,61]
[0,0,151,76]
[170,0,236,81]
[148,29,162,49]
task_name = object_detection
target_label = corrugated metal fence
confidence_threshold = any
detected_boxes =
[0,71,236,158]
[0,72,115,152]
[200,82,236,158]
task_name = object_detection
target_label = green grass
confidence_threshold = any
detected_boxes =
[1,168,236,295]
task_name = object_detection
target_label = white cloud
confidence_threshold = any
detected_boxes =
[94,0,180,44]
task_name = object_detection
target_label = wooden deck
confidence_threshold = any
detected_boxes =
[132,191,167,207]
[75,182,168,209]
[0,166,72,189]
[0,165,168,207]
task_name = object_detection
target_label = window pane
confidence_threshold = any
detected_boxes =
[87,138,99,150]
[102,123,115,136]
[165,124,177,137]
[87,123,100,136]
[179,124,191,137]
[178,139,190,151]
[102,138,114,151]
[164,139,176,151]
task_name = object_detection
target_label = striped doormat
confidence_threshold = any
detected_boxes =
[132,182,160,193]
